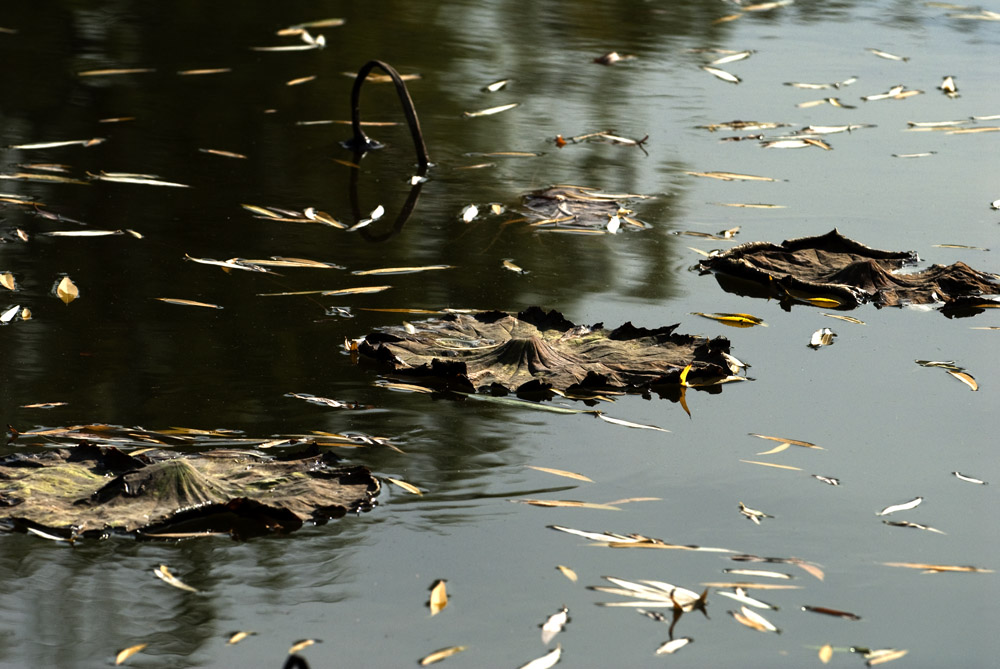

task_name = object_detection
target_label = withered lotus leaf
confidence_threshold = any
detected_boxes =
[700,229,999,314]
[356,307,739,397]
[0,444,379,539]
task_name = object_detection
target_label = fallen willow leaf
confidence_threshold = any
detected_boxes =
[513,499,620,511]
[691,312,766,328]
[865,648,909,666]
[882,562,993,574]
[821,312,865,325]
[527,466,593,482]
[355,307,740,397]
[184,254,272,273]
[812,474,840,486]
[89,172,189,188]
[749,433,823,450]
[199,148,247,159]
[882,520,946,534]
[915,359,963,371]
[540,606,569,644]
[322,286,391,296]
[590,576,708,613]
[716,588,777,610]
[463,102,519,118]
[703,582,800,590]
[386,477,422,495]
[289,639,320,654]
[685,171,777,181]
[723,569,792,579]
[596,413,669,432]
[952,471,988,485]
[701,65,741,84]
[178,68,231,75]
[875,496,923,516]
[518,644,561,669]
[115,643,147,665]
[10,138,105,150]
[155,298,223,309]
[483,78,510,92]
[0,172,89,185]
[419,646,467,666]
[819,644,834,664]
[733,606,780,632]
[227,631,256,644]
[154,564,200,593]
[556,565,578,582]
[802,605,861,620]
[352,265,452,276]
[867,47,909,61]
[656,637,693,655]
[947,370,978,391]
[0,273,14,291]
[56,276,78,304]
[43,229,122,237]
[429,579,448,615]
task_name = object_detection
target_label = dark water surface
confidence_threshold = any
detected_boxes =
[1,1,998,667]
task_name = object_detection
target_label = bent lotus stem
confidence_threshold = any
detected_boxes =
[343,59,429,169]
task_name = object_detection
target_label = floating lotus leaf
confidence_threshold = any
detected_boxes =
[0,443,379,540]
[357,307,741,397]
[523,185,652,231]
[699,229,999,315]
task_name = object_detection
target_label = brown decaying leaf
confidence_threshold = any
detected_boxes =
[419,646,467,666]
[429,579,448,615]
[115,644,147,665]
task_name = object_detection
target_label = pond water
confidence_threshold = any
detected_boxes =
[1,1,998,667]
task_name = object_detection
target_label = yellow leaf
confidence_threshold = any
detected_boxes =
[740,460,803,471]
[321,285,392,296]
[352,265,453,276]
[866,649,909,666]
[512,499,621,511]
[288,639,320,654]
[429,579,448,615]
[153,564,199,593]
[0,272,14,291]
[819,644,833,664]
[756,442,791,456]
[556,565,578,582]
[56,276,78,304]
[115,644,147,665]
[948,370,978,391]
[691,312,766,327]
[527,466,593,482]
[227,631,255,645]
[155,298,223,309]
[419,646,467,666]
[749,433,822,449]
[679,363,693,387]
[386,477,422,495]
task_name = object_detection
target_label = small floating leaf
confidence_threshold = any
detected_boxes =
[865,649,909,666]
[0,273,14,291]
[153,564,199,593]
[655,637,693,655]
[429,579,448,615]
[115,644,148,665]
[56,276,78,304]
[882,562,993,574]
[802,605,861,620]
[518,644,561,669]
[749,434,822,449]
[740,460,802,471]
[808,328,836,348]
[419,646,467,666]
[227,631,256,645]
[513,499,621,511]
[821,313,865,325]
[288,639,320,654]
[819,644,834,663]
[502,259,527,274]
[953,471,987,485]
[321,286,392,297]
[540,606,569,644]
[352,265,452,276]
[685,171,777,182]
[875,496,922,516]
[463,103,519,118]
[556,565,578,582]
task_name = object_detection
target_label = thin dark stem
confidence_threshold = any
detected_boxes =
[345,60,429,169]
